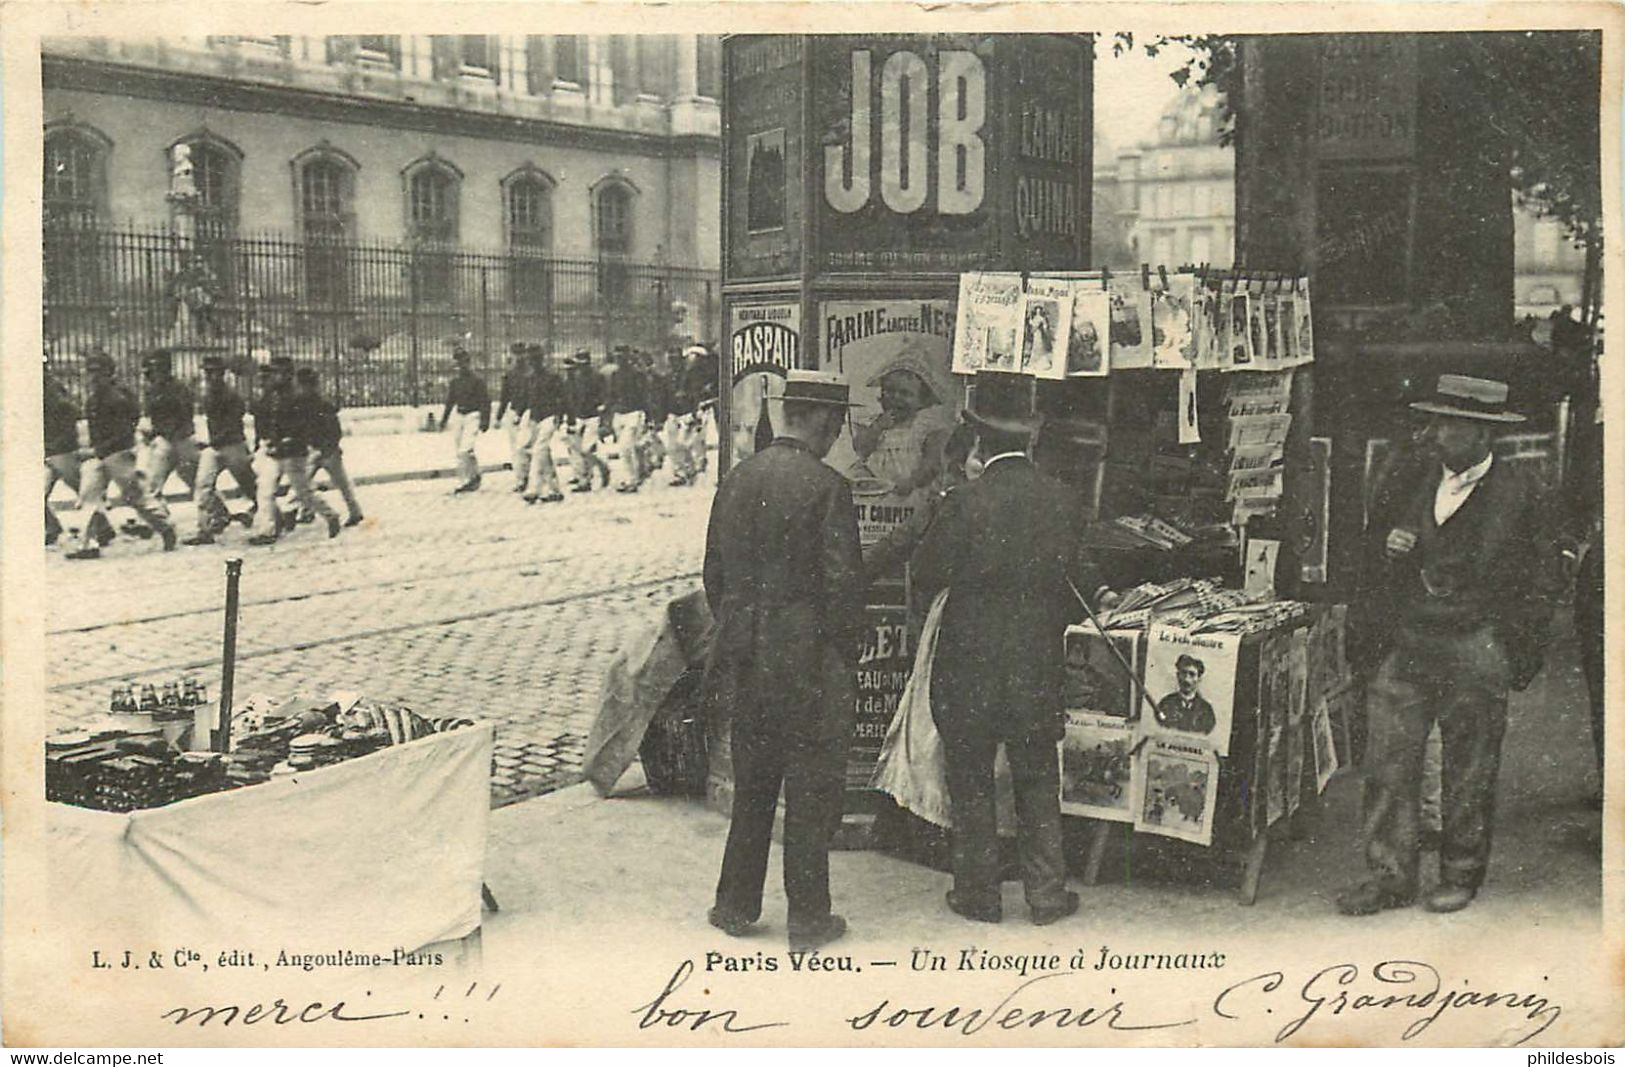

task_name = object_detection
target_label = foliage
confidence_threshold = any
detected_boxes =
[1108,30,1601,246]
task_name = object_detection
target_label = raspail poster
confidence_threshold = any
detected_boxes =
[1131,736,1221,846]
[1152,273,1198,369]
[1018,276,1072,380]
[1141,625,1241,756]
[1107,279,1153,370]
[1065,280,1111,376]
[1062,625,1138,718]
[1060,710,1135,823]
[951,271,1022,375]
[821,299,958,545]
[726,301,801,464]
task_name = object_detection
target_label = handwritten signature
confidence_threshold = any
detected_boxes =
[634,959,789,1033]
[1214,960,1561,1045]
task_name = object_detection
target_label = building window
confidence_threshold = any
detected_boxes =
[1189,229,1212,266]
[1152,232,1175,266]
[555,35,581,84]
[594,178,635,303]
[609,36,634,104]
[295,146,358,305]
[696,35,721,98]
[524,36,550,93]
[187,139,241,241]
[636,35,673,97]
[43,123,110,227]
[329,35,400,66]
[504,168,554,312]
[404,157,462,301]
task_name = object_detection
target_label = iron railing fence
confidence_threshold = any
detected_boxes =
[43,221,719,408]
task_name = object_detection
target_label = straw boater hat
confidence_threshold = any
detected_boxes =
[1409,374,1526,424]
[963,370,1040,435]
[781,369,859,407]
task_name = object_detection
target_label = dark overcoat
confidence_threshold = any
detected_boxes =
[912,455,1084,744]
[702,437,866,742]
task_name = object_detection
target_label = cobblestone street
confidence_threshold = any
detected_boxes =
[45,468,712,807]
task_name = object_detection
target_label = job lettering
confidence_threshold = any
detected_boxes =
[824,48,986,216]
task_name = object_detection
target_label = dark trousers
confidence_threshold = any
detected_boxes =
[1361,625,1509,893]
[939,730,1067,911]
[714,712,846,932]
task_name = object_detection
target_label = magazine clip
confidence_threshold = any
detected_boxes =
[1100,266,1112,291]
[1141,262,1152,291]
[1158,264,1171,290]
[1020,269,1031,294]
[1229,272,1242,295]
[1275,273,1287,293]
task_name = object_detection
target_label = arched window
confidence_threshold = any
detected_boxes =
[43,122,111,227]
[171,133,243,240]
[403,156,462,301]
[504,166,554,312]
[294,145,359,304]
[593,177,637,306]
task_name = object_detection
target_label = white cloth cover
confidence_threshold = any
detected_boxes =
[47,724,492,953]
[871,591,1019,833]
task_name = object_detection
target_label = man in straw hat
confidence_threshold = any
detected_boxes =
[908,372,1089,926]
[1337,374,1561,916]
[703,369,865,953]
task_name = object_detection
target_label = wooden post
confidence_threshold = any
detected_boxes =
[1081,820,1113,886]
[1237,831,1270,906]
[215,557,244,753]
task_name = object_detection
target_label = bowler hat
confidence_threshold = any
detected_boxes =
[781,369,858,408]
[202,354,227,371]
[452,347,473,362]
[964,371,1040,435]
[268,355,295,371]
[1409,374,1526,424]
[141,348,173,371]
[84,349,116,372]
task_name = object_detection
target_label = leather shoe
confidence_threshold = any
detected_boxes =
[945,890,1002,923]
[787,914,847,953]
[182,533,216,546]
[1423,885,1477,913]
[707,906,757,937]
[1335,879,1416,916]
[1030,890,1080,926]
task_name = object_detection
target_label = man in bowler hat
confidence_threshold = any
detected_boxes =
[704,369,865,953]
[909,372,1089,925]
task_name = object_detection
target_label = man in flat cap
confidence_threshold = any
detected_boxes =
[521,346,566,505]
[561,349,609,492]
[1338,374,1562,916]
[68,350,176,557]
[704,369,865,953]
[440,346,490,494]
[247,356,340,544]
[185,353,258,544]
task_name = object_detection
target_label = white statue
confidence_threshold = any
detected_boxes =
[170,143,196,199]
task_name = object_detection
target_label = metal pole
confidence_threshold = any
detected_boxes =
[215,557,244,753]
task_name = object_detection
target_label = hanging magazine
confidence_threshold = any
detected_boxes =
[1132,737,1220,846]
[951,272,1022,375]
[1061,711,1135,822]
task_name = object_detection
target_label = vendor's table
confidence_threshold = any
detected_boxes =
[48,724,493,953]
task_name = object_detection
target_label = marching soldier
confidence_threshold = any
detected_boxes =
[184,354,258,545]
[638,350,671,482]
[44,357,110,548]
[603,346,646,493]
[247,356,340,545]
[521,346,566,505]
[67,350,177,558]
[495,342,533,494]
[296,367,364,528]
[562,349,609,492]
[440,346,491,494]
[141,348,200,511]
